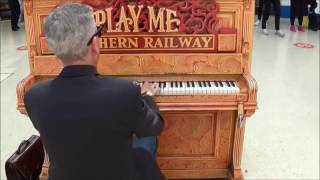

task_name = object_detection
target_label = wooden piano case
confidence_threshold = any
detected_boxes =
[17,0,258,179]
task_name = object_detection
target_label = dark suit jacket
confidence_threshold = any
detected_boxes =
[24,65,164,180]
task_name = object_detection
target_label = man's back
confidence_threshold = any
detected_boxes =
[25,65,163,179]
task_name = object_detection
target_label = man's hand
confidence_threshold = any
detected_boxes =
[140,82,160,96]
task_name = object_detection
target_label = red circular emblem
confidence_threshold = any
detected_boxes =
[16,46,28,51]
[294,43,315,49]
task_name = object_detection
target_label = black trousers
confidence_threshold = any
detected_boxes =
[290,0,308,25]
[8,0,21,29]
[262,0,281,30]
[257,0,264,20]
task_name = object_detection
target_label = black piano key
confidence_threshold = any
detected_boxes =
[226,81,231,87]
[219,81,223,87]
[164,81,167,88]
[214,81,219,87]
[191,81,195,87]
[187,81,190,87]
[203,81,207,87]
[170,82,173,87]
[174,81,177,87]
[180,81,183,87]
[199,81,202,87]
[230,81,236,87]
[207,81,211,87]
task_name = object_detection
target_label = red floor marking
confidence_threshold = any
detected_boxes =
[16,45,27,51]
[294,43,315,49]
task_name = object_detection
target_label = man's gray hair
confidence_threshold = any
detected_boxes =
[44,3,96,63]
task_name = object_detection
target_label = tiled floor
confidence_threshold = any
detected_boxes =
[1,18,319,179]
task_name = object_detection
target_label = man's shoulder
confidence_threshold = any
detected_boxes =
[25,80,52,100]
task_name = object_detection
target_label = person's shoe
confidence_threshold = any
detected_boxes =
[275,30,285,37]
[290,25,296,32]
[298,25,305,32]
[12,26,20,31]
[254,20,261,26]
[262,28,269,35]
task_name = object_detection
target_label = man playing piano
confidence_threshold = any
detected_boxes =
[24,3,165,180]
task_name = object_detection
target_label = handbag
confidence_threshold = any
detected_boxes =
[5,135,45,180]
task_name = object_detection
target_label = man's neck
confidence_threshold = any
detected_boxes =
[63,60,97,67]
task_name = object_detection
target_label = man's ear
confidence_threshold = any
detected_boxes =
[91,36,100,53]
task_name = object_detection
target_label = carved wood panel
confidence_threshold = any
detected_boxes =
[157,111,235,172]
[158,113,216,156]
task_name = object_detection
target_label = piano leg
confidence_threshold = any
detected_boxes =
[230,119,246,180]
[230,169,244,180]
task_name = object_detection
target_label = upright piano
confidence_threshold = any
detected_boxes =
[17,0,258,179]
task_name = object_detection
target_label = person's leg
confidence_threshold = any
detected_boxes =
[258,0,264,20]
[132,136,157,157]
[255,0,264,26]
[273,0,281,30]
[290,0,296,25]
[297,0,305,31]
[273,0,285,37]
[8,0,20,30]
[262,0,271,29]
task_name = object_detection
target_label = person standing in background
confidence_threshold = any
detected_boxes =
[290,0,308,32]
[261,0,285,37]
[8,0,21,31]
[255,0,264,26]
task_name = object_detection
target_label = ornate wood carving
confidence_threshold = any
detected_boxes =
[16,75,35,115]
[24,0,33,15]
[19,0,257,179]
[244,0,251,10]
[232,119,246,180]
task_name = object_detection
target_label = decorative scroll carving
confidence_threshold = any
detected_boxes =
[40,151,50,180]
[81,0,220,34]
[16,75,35,115]
[98,54,242,75]
[25,0,33,15]
[242,42,249,55]
[244,0,251,10]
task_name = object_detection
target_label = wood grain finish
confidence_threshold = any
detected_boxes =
[17,0,257,179]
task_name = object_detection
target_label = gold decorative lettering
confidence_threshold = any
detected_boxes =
[144,37,154,48]
[109,38,117,48]
[105,8,118,32]
[164,38,169,48]
[169,37,178,48]
[118,38,127,48]
[178,37,193,47]
[148,6,165,32]
[166,9,180,32]
[128,5,143,32]
[128,38,138,48]
[192,38,202,48]
[201,37,213,48]
[154,38,163,48]
[99,38,108,48]
[93,10,106,26]
[117,6,132,32]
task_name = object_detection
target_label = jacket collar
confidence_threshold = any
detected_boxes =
[58,65,97,78]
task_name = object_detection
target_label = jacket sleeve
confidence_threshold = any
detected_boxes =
[133,85,164,138]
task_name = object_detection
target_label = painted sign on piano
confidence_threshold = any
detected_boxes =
[81,0,237,53]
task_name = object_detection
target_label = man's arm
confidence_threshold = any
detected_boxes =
[133,83,164,137]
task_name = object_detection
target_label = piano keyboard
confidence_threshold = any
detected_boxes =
[140,81,240,95]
